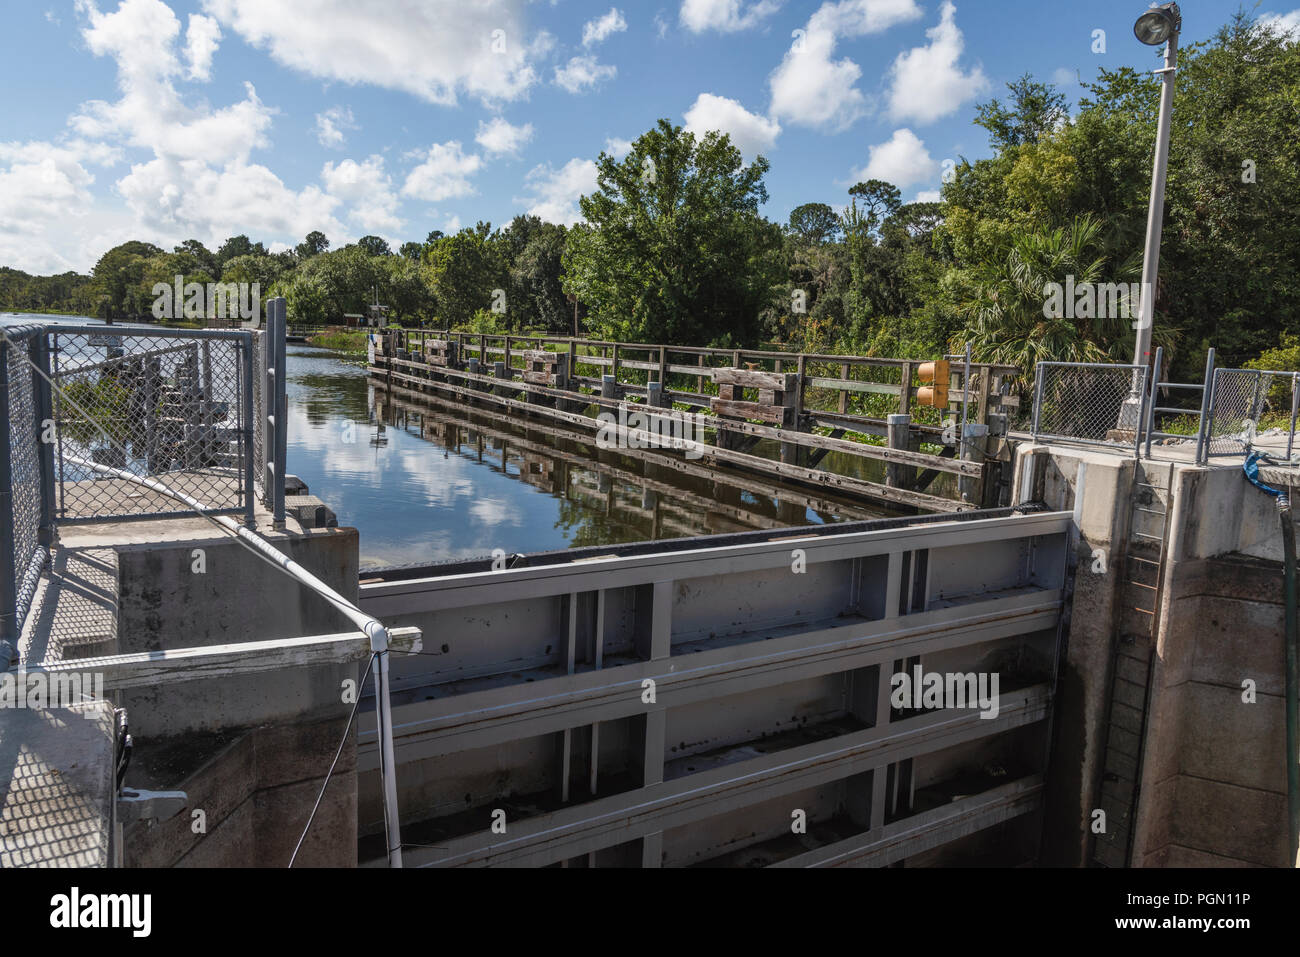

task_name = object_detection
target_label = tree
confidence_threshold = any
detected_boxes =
[511,221,570,333]
[787,203,842,246]
[296,231,330,260]
[216,235,265,270]
[975,74,1069,151]
[173,239,217,278]
[399,241,424,261]
[89,241,162,319]
[357,235,392,257]
[953,215,1146,374]
[562,119,783,344]
[424,227,507,328]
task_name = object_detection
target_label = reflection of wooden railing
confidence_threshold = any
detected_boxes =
[371,329,1021,512]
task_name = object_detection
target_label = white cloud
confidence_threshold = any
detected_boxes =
[1261,10,1300,38]
[769,0,923,131]
[886,1,987,125]
[116,157,343,246]
[202,0,548,105]
[315,106,357,149]
[442,214,463,233]
[604,136,634,159]
[73,1,275,167]
[0,140,120,273]
[402,141,483,202]
[321,155,402,233]
[1052,67,1078,88]
[555,54,617,93]
[517,158,598,225]
[582,8,627,47]
[913,189,941,203]
[683,93,780,158]
[679,0,782,33]
[850,128,937,188]
[475,116,535,156]
[184,13,221,80]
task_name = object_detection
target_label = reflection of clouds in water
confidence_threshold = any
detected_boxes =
[468,496,515,526]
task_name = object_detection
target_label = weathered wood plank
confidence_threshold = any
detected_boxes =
[710,398,793,426]
[713,368,798,391]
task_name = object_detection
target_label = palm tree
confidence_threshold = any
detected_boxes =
[954,214,1161,378]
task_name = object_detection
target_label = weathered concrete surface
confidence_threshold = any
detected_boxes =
[1023,442,1295,868]
[11,505,366,868]
[124,718,357,868]
[1016,445,1133,866]
[0,701,117,867]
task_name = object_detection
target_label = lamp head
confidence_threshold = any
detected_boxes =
[1134,3,1181,46]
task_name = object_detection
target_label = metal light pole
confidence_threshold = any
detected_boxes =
[1121,3,1182,428]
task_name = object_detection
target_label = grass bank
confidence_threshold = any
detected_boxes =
[307,328,370,355]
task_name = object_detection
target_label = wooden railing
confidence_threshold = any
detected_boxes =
[370,330,1024,511]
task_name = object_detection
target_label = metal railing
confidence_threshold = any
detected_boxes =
[1031,349,1300,466]
[1031,361,1149,455]
[48,325,256,523]
[0,315,289,645]
[0,325,53,654]
[1204,366,1300,461]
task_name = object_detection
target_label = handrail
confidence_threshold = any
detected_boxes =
[62,453,405,868]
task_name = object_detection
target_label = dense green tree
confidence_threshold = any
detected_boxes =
[296,231,330,260]
[975,74,1069,151]
[424,226,507,327]
[89,241,162,319]
[563,119,783,344]
[787,203,842,246]
[357,235,392,257]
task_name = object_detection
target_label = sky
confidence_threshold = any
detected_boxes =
[2,0,1297,275]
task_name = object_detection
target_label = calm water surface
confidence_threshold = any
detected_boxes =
[3,313,901,567]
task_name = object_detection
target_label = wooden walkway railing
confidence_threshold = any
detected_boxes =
[370,329,1024,512]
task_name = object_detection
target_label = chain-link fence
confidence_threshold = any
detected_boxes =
[0,325,48,647]
[48,327,254,521]
[1031,362,1147,450]
[1205,368,1297,459]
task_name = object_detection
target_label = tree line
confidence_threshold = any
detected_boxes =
[3,13,1296,381]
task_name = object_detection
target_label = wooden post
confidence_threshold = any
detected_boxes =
[504,336,512,378]
[839,362,850,415]
[612,343,620,382]
[658,346,668,399]
[899,361,913,415]
[887,414,912,489]
[696,354,705,395]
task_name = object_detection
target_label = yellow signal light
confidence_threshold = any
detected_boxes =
[916,360,950,408]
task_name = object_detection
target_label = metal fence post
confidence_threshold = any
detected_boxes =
[241,331,256,527]
[0,343,16,652]
[1143,347,1163,460]
[1031,363,1044,440]
[1194,348,1216,466]
[271,299,287,527]
[1288,374,1299,462]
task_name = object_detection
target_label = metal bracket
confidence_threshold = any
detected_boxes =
[117,788,189,824]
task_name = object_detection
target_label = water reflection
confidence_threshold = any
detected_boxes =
[322,361,900,567]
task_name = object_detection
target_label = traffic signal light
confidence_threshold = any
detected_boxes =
[916,360,950,408]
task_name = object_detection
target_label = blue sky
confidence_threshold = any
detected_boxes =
[2,0,1294,274]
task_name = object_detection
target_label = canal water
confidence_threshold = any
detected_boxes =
[3,314,901,567]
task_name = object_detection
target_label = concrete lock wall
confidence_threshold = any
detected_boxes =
[1022,445,1293,868]
[112,521,364,867]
